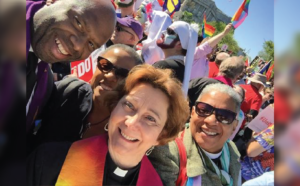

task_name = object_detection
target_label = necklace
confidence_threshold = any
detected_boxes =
[80,116,110,138]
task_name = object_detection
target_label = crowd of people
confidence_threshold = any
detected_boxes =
[0,0,277,185]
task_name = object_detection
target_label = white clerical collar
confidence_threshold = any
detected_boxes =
[113,167,128,177]
[166,55,185,62]
[201,148,222,159]
[29,45,34,52]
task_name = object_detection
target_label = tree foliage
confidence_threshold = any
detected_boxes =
[206,21,240,55]
[181,11,194,24]
[180,11,241,55]
[258,40,274,61]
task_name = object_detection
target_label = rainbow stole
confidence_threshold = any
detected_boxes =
[56,135,108,186]
[55,134,163,186]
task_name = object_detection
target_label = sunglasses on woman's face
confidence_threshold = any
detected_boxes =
[195,101,237,125]
[97,56,129,79]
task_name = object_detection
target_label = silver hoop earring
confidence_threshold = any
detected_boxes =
[104,123,108,131]
[146,146,155,156]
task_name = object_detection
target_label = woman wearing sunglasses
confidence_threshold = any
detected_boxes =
[32,44,143,149]
[149,83,242,186]
[27,64,190,186]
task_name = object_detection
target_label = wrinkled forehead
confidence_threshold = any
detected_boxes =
[73,2,115,46]
[64,0,94,11]
[198,91,237,111]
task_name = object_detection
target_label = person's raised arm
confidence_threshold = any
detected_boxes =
[246,139,266,157]
[207,23,233,48]
[247,125,274,157]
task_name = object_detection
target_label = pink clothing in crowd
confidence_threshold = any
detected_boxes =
[214,76,234,87]
[190,42,213,80]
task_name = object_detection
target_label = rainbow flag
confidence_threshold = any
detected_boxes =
[186,176,202,186]
[162,0,181,15]
[245,58,249,66]
[202,13,215,38]
[259,60,272,74]
[266,63,274,80]
[231,0,250,29]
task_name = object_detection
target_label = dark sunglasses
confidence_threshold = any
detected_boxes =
[195,101,237,125]
[97,56,129,79]
[165,28,179,41]
[166,28,177,35]
[116,24,134,37]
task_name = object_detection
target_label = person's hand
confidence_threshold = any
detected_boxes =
[223,23,233,35]
[46,0,56,6]
[53,73,58,81]
[68,67,78,78]
[246,114,253,122]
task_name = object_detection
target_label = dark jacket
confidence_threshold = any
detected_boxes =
[32,77,92,150]
[26,0,54,132]
[153,59,185,83]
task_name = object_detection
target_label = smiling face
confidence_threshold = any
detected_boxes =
[108,83,169,169]
[117,0,135,8]
[90,48,136,106]
[190,90,238,153]
[31,0,116,63]
[111,24,139,46]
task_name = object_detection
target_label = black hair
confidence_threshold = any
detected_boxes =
[181,49,187,56]
[197,35,204,44]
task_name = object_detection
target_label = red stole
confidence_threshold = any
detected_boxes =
[214,76,234,87]
[56,134,163,186]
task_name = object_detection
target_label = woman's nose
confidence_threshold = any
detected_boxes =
[124,114,140,128]
[203,112,218,126]
[104,70,118,83]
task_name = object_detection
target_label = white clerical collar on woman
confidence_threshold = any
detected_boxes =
[201,148,222,159]
[113,167,128,177]
[166,55,185,62]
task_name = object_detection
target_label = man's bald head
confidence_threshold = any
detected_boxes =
[215,52,230,66]
[32,0,116,63]
[102,44,143,66]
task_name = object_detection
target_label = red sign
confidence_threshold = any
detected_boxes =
[71,56,94,82]
[70,48,103,82]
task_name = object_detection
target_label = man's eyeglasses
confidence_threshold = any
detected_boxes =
[195,101,237,125]
[116,24,134,38]
[97,56,129,79]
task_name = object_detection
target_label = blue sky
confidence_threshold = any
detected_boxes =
[274,0,300,55]
[214,0,274,60]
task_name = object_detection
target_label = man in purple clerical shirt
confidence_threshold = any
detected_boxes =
[26,0,116,133]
